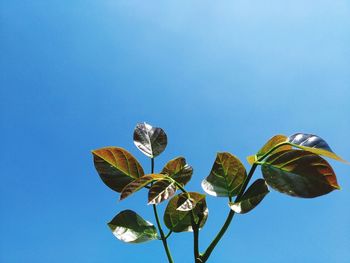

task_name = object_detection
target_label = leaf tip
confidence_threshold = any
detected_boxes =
[247,155,257,165]
[334,184,341,190]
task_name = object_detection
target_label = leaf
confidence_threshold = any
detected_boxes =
[247,135,292,165]
[148,180,177,205]
[261,149,340,198]
[288,133,348,163]
[108,210,159,243]
[176,194,198,211]
[201,152,246,197]
[92,147,144,192]
[161,157,193,186]
[133,122,167,158]
[164,192,208,232]
[246,155,257,166]
[229,179,269,214]
[120,174,164,201]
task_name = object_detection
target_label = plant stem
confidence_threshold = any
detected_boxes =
[200,163,258,262]
[151,157,155,174]
[165,230,173,239]
[152,204,174,263]
[199,142,289,262]
[171,179,201,262]
[192,219,201,263]
[150,158,174,263]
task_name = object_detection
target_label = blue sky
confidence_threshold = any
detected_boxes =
[1,1,349,262]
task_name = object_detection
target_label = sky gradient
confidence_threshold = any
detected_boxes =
[1,1,350,262]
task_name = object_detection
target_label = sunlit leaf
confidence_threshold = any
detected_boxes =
[148,180,177,205]
[161,157,193,186]
[229,179,269,214]
[92,147,144,192]
[247,135,292,165]
[133,122,167,158]
[120,174,164,201]
[202,152,246,197]
[261,149,340,198]
[164,192,208,232]
[108,210,159,243]
[288,133,348,163]
[176,195,197,211]
[247,155,257,166]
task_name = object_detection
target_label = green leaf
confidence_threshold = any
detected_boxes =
[161,157,193,186]
[229,179,269,214]
[133,122,167,158]
[201,152,246,197]
[92,147,144,192]
[120,174,164,201]
[148,180,177,205]
[164,192,208,232]
[108,210,159,243]
[288,133,348,163]
[247,135,292,165]
[261,149,340,198]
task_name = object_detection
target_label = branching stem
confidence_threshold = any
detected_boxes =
[200,142,288,262]
[200,163,258,262]
[150,158,174,263]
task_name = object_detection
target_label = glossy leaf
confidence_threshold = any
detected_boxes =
[120,174,164,201]
[164,192,208,232]
[133,122,167,158]
[161,157,193,186]
[92,147,144,192]
[288,133,348,163]
[229,179,269,214]
[202,152,246,197]
[247,135,292,165]
[261,149,340,198]
[108,210,158,243]
[176,194,198,211]
[148,180,177,205]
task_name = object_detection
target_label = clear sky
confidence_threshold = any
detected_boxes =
[1,1,350,262]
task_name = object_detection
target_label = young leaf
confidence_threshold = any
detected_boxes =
[161,157,193,186]
[120,174,164,201]
[108,210,159,243]
[229,179,269,214]
[92,147,144,192]
[133,122,167,158]
[247,155,257,165]
[288,133,348,163]
[148,180,177,205]
[247,135,292,165]
[164,192,208,232]
[261,149,340,198]
[202,152,246,197]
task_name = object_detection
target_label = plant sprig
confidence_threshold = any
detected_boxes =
[92,123,348,263]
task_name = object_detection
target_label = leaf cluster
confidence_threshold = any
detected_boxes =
[92,123,348,262]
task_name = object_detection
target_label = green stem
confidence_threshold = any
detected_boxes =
[192,218,201,263]
[165,230,173,239]
[200,164,258,262]
[200,142,289,262]
[150,158,174,263]
[151,157,155,174]
[171,180,201,262]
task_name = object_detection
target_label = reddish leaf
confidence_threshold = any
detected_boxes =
[92,147,144,192]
